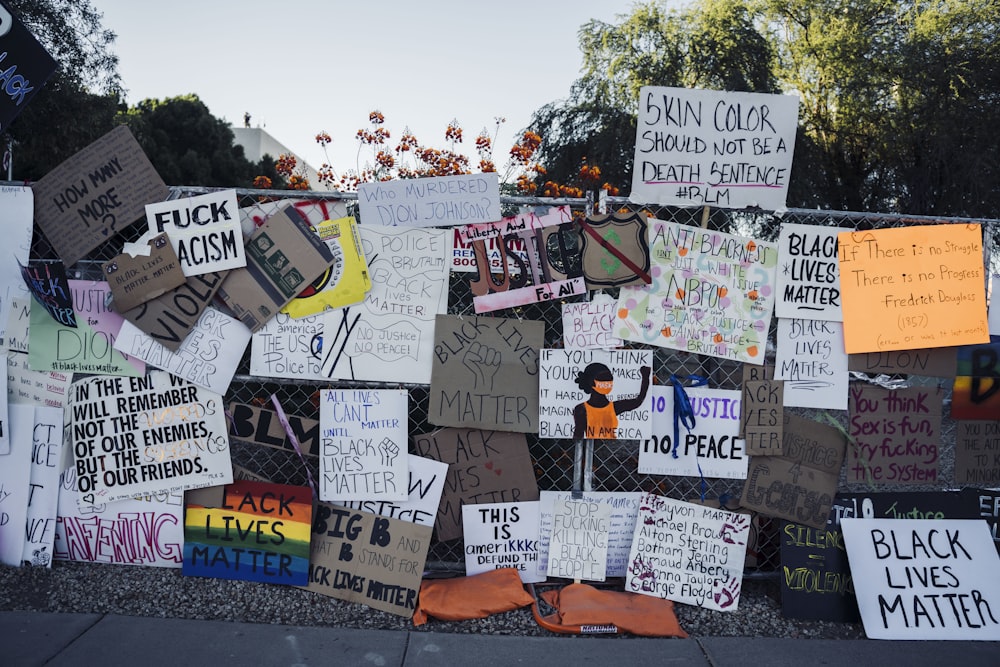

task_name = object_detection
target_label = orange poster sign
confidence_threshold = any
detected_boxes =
[838,224,989,353]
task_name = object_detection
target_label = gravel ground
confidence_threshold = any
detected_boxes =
[0,562,865,639]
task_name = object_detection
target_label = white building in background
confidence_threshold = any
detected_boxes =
[231,126,334,191]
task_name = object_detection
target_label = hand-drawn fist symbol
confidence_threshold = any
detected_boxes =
[378,438,400,466]
[462,342,501,390]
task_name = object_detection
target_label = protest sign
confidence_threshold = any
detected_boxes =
[281,216,369,318]
[115,307,251,395]
[357,172,500,227]
[146,189,245,276]
[741,413,846,528]
[775,318,848,410]
[54,467,184,567]
[250,311,325,380]
[103,233,185,312]
[627,494,750,611]
[742,380,783,455]
[972,489,1000,555]
[578,211,651,290]
[7,352,70,407]
[20,260,75,327]
[616,220,777,364]
[216,205,335,332]
[0,187,34,349]
[228,402,320,457]
[332,455,446,528]
[463,501,542,583]
[847,384,943,484]
[20,406,62,567]
[841,518,1000,640]
[0,2,57,130]
[847,347,957,378]
[990,276,1000,336]
[412,428,539,542]
[239,197,348,238]
[0,404,32,565]
[29,280,145,376]
[629,86,799,210]
[838,224,989,352]
[183,480,311,585]
[319,389,408,502]
[451,227,529,273]
[955,421,1000,486]
[538,491,640,580]
[32,125,169,265]
[951,340,1000,420]
[120,271,227,352]
[0,351,6,453]
[4,295,29,353]
[429,315,543,433]
[640,386,746,479]
[546,498,611,582]
[68,371,232,506]
[317,226,450,383]
[539,348,652,440]
[306,504,431,616]
[775,223,842,320]
[562,294,622,349]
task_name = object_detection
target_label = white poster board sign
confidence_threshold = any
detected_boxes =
[627,493,750,611]
[0,187,33,350]
[319,389,408,502]
[537,491,640,579]
[0,405,33,565]
[21,406,63,567]
[146,189,246,275]
[640,386,747,479]
[463,501,543,583]
[775,318,848,410]
[332,454,446,527]
[841,518,1000,640]
[357,173,500,227]
[561,295,622,349]
[775,223,843,320]
[630,86,799,210]
[546,498,611,582]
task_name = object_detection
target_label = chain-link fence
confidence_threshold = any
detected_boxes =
[29,184,999,575]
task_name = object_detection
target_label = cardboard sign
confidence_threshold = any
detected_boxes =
[183,480,311,585]
[103,233,185,313]
[742,380,783,455]
[146,189,246,276]
[951,340,1000,420]
[216,205,335,332]
[463,501,543,583]
[319,389,408,502]
[847,384,943,484]
[838,224,990,352]
[29,279,145,376]
[68,371,233,506]
[0,187,34,349]
[357,172,500,227]
[775,318,848,409]
[841,518,1000,640]
[54,468,184,567]
[616,221,778,364]
[32,125,169,265]
[0,2,57,128]
[562,295,622,349]
[537,491,640,580]
[428,315,544,433]
[640,386,746,479]
[627,494,750,611]
[20,260,75,327]
[114,306,251,395]
[847,347,958,377]
[7,351,70,407]
[228,402,320,457]
[546,498,611,582]
[332,455,447,528]
[955,421,1000,486]
[305,504,431,617]
[579,211,651,289]
[0,404,33,565]
[775,223,842,320]
[282,216,369,318]
[630,86,799,210]
[120,271,226,352]
[411,428,539,542]
[740,413,846,528]
[538,348,652,440]
[21,406,62,567]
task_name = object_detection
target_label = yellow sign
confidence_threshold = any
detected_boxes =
[282,216,370,318]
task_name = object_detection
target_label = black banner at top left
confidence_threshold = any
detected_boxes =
[0,1,57,131]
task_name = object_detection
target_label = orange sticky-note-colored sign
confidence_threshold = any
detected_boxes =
[837,224,989,353]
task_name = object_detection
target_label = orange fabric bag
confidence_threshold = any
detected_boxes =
[535,583,688,638]
[412,568,535,626]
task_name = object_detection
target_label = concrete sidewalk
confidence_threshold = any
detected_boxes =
[2,612,998,666]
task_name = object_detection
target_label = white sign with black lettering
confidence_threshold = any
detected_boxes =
[146,189,246,276]
[546,499,611,582]
[537,491,640,579]
[331,455,446,527]
[463,501,543,583]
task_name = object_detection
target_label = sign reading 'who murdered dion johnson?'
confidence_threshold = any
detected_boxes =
[357,173,500,228]
[630,86,799,210]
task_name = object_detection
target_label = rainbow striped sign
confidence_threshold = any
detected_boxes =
[183,480,312,585]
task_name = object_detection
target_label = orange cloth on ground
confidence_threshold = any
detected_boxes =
[583,402,618,438]
[538,583,688,638]
[412,568,535,626]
